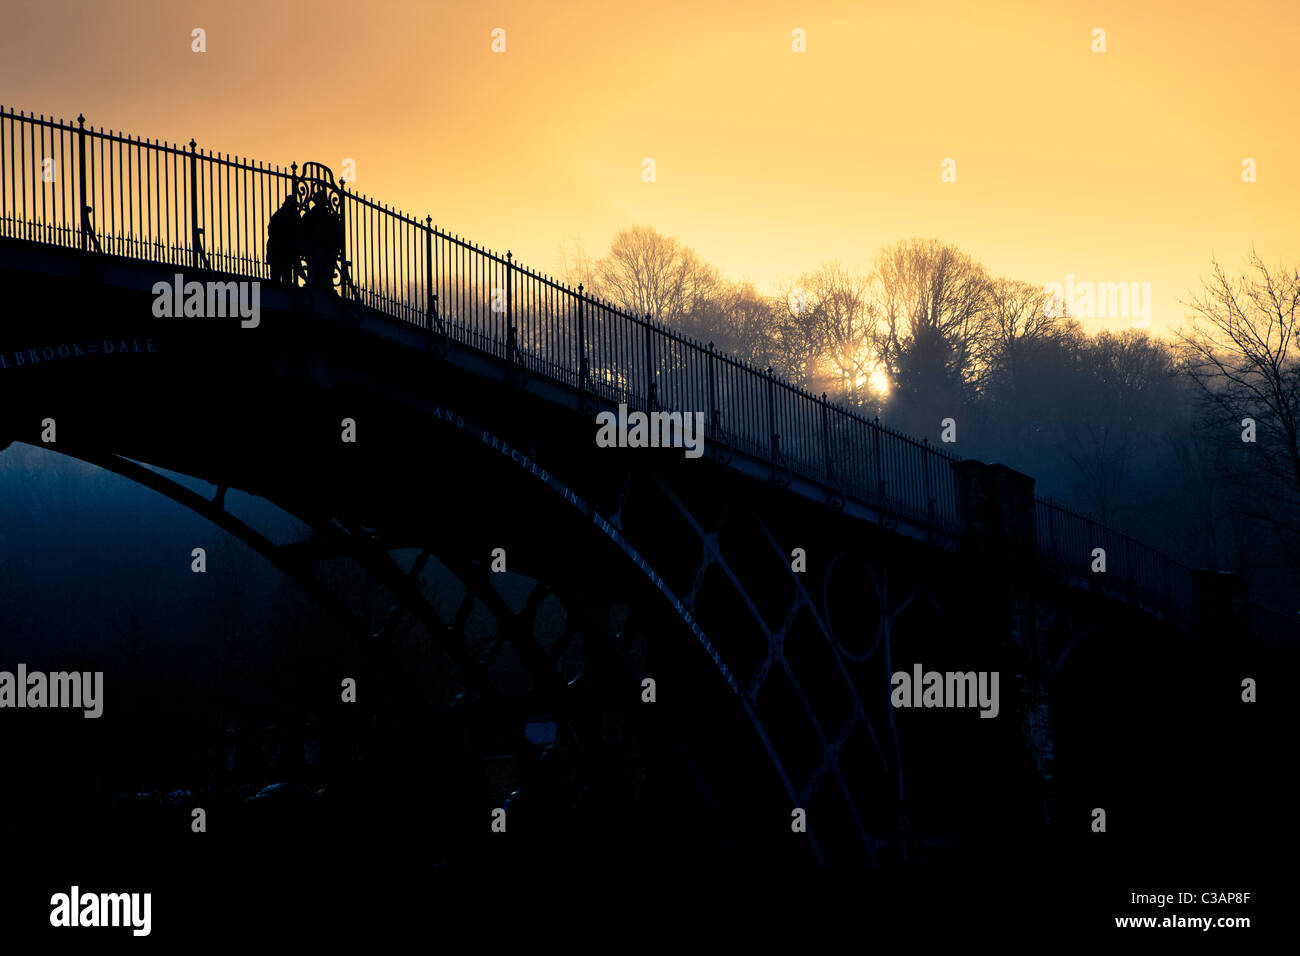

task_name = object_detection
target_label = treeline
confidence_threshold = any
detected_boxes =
[565,229,1300,606]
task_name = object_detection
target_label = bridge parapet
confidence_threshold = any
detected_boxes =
[955,459,1037,570]
[0,105,1285,634]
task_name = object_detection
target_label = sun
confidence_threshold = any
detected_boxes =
[849,346,891,397]
[865,362,891,396]
[817,347,891,397]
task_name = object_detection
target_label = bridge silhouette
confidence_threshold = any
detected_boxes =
[0,107,1278,870]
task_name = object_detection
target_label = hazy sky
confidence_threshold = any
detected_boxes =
[3,0,1296,336]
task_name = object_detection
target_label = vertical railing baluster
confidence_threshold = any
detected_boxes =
[873,417,885,500]
[338,183,352,301]
[821,393,833,483]
[76,113,88,250]
[644,315,654,411]
[577,284,587,393]
[424,215,434,331]
[922,438,935,520]
[188,139,200,269]
[766,366,778,461]
[505,250,515,379]
[706,342,718,437]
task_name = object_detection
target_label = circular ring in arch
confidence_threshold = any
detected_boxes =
[820,551,885,663]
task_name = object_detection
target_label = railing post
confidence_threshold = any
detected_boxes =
[506,250,514,368]
[336,179,358,302]
[75,113,90,252]
[576,284,588,391]
[644,314,655,411]
[424,215,434,330]
[707,341,719,435]
[873,416,885,499]
[188,139,201,270]
[766,366,779,459]
[922,438,935,519]
[288,163,300,284]
[821,393,833,482]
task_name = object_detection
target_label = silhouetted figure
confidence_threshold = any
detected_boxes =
[302,188,342,294]
[266,194,300,285]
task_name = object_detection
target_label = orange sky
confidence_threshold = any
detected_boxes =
[3,0,1296,336]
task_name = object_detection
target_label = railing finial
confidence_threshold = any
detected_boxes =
[77,113,84,126]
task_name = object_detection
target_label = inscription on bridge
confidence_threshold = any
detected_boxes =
[0,338,157,372]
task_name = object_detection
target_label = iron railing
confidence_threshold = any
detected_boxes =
[1034,496,1198,623]
[5,106,1281,630]
[0,106,961,532]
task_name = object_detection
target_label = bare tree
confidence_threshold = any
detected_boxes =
[706,280,779,367]
[985,277,1058,382]
[559,226,727,405]
[783,263,881,406]
[556,239,599,293]
[873,239,993,434]
[876,239,993,387]
[1176,251,1300,548]
[582,225,721,327]
[770,278,829,392]
[1064,330,1180,524]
